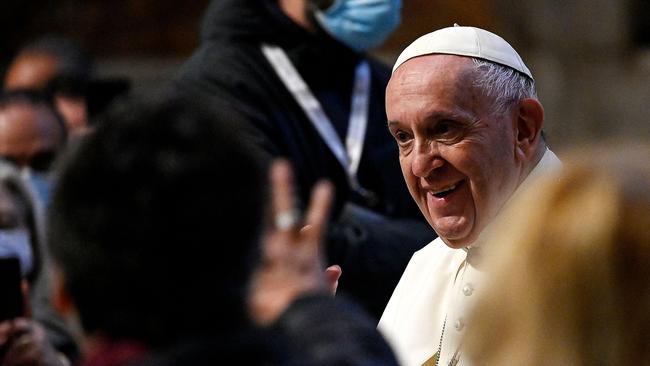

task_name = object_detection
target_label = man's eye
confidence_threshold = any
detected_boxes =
[434,121,465,143]
[394,131,411,143]
[435,121,455,135]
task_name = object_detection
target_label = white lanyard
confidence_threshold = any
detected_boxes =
[261,44,370,193]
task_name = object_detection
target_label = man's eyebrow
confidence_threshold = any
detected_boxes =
[425,111,475,122]
[387,111,475,128]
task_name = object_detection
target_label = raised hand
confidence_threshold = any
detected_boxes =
[0,318,67,366]
[248,160,334,326]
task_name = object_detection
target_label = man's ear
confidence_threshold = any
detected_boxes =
[51,265,74,316]
[514,98,544,161]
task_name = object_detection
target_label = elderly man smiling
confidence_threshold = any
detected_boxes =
[377,26,561,366]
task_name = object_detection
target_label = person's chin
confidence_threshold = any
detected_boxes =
[432,218,474,249]
[440,236,474,249]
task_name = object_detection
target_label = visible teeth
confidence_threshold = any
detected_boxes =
[431,184,457,195]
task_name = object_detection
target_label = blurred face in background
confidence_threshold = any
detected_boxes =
[311,0,402,51]
[4,52,60,91]
[0,102,65,206]
[4,51,91,134]
[0,103,64,172]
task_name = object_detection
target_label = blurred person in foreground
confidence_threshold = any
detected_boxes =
[47,94,398,366]
[377,25,562,366]
[0,160,75,365]
[464,144,650,366]
[175,0,435,319]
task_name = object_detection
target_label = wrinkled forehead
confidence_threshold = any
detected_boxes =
[386,54,483,108]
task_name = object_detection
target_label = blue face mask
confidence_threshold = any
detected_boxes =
[20,167,53,209]
[314,0,402,52]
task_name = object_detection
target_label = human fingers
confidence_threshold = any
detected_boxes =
[2,320,50,365]
[262,160,297,264]
[1,320,32,363]
[7,318,32,338]
[302,180,334,246]
[299,224,312,234]
[2,318,32,347]
[2,332,38,366]
[325,264,342,295]
[21,280,32,318]
[270,160,299,231]
[10,318,30,332]
[0,320,12,346]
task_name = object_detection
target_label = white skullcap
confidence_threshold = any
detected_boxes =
[392,25,533,80]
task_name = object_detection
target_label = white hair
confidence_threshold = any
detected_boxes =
[471,58,537,116]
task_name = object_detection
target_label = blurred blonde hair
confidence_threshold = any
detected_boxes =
[464,143,650,366]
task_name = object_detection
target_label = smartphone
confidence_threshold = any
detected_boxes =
[0,257,24,322]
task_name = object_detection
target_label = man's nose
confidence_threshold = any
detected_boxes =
[411,140,443,178]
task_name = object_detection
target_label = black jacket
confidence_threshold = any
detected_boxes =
[174,0,435,319]
[136,296,398,366]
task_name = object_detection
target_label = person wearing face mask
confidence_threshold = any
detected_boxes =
[0,90,67,211]
[0,92,77,364]
[175,0,436,321]
[0,160,78,366]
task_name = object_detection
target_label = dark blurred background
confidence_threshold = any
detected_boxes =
[2,0,649,147]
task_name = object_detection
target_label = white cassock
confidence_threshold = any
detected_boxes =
[378,149,562,366]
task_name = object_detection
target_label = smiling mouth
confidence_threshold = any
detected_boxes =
[429,181,463,198]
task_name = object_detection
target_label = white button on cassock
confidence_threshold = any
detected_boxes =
[454,318,465,331]
[462,283,474,296]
